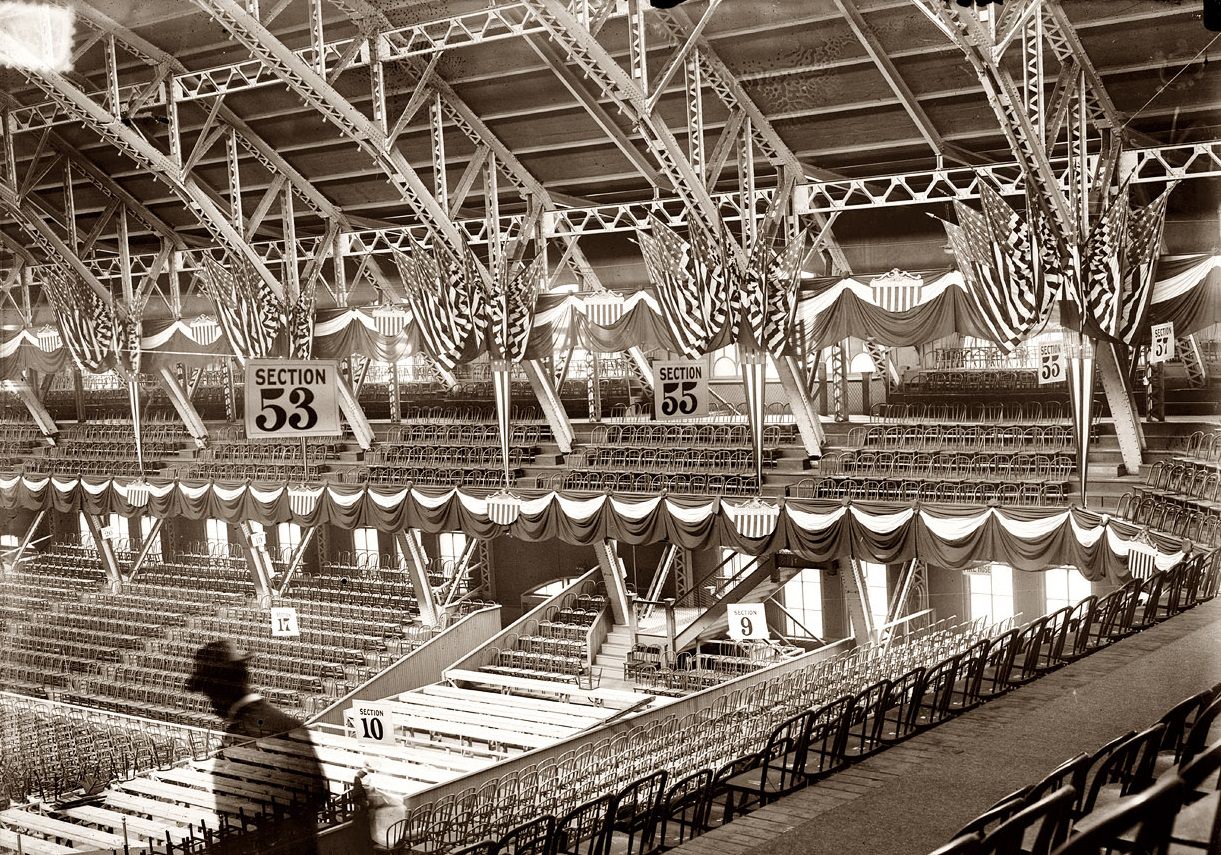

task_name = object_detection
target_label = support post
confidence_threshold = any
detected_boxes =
[4,508,46,572]
[1096,341,1145,473]
[126,516,164,582]
[6,378,58,439]
[831,342,848,421]
[276,525,316,596]
[523,358,575,453]
[156,367,208,447]
[593,539,630,626]
[82,513,123,589]
[1180,335,1207,387]
[388,360,401,422]
[234,521,274,604]
[73,369,85,423]
[886,558,921,625]
[841,557,874,643]
[396,530,439,627]
[774,354,824,455]
[336,374,375,451]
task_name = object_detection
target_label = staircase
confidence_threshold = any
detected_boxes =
[591,624,636,693]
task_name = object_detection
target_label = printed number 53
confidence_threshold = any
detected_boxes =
[256,386,318,432]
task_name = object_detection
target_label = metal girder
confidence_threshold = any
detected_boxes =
[235,521,275,603]
[126,516,165,583]
[774,355,824,456]
[0,63,287,302]
[842,557,875,641]
[1097,341,1145,474]
[832,0,975,166]
[593,539,630,625]
[156,367,209,446]
[2,378,57,438]
[653,6,851,274]
[395,530,439,627]
[523,0,736,250]
[81,513,124,586]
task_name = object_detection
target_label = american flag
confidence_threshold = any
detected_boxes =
[638,219,714,358]
[44,272,117,373]
[286,281,316,359]
[485,255,541,364]
[197,257,284,359]
[393,238,480,372]
[942,186,1046,353]
[762,233,806,357]
[1117,185,1174,346]
[1083,189,1130,340]
[287,487,317,518]
[116,313,142,376]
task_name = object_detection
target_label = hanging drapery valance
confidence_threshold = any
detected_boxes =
[0,473,1198,583]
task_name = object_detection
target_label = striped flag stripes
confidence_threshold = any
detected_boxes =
[869,269,924,313]
[725,499,780,539]
[1127,542,1157,580]
[740,356,767,488]
[392,238,480,372]
[287,487,317,518]
[492,365,513,489]
[1118,185,1174,345]
[371,306,410,338]
[43,272,117,372]
[487,492,522,526]
[197,257,284,360]
[584,292,626,328]
[1083,189,1130,340]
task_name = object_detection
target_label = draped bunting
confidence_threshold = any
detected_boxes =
[197,258,284,360]
[0,474,1197,583]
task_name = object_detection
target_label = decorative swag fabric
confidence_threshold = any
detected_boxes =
[5,255,1217,381]
[0,474,1195,584]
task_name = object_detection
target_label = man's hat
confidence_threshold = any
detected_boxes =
[185,639,251,692]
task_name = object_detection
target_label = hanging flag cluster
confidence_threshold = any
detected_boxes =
[197,257,285,360]
[392,237,484,372]
[42,271,117,373]
[483,253,543,364]
[285,279,318,359]
[941,184,1059,352]
[1117,186,1175,345]
[638,217,740,358]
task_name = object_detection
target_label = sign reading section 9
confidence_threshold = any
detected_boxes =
[244,359,342,438]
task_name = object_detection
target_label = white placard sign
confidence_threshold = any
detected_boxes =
[653,359,709,420]
[352,703,391,744]
[270,606,300,637]
[1038,344,1065,385]
[249,531,267,549]
[244,359,342,438]
[99,525,115,541]
[1149,322,1175,364]
[727,603,768,641]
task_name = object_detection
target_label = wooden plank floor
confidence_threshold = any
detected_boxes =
[673,596,1221,855]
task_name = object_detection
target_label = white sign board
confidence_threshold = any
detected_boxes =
[244,359,342,438]
[249,530,267,549]
[352,703,392,744]
[1038,344,1065,386]
[727,603,768,641]
[653,360,709,420]
[99,525,116,541]
[269,606,300,638]
[1150,322,1175,364]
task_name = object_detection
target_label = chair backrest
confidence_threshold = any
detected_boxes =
[1179,738,1221,794]
[1025,753,1090,805]
[1159,689,1216,763]
[1079,724,1166,815]
[1049,775,1185,855]
[927,832,983,855]
[1181,695,1221,767]
[495,815,555,855]
[954,788,1032,838]
[978,787,1075,855]
[553,793,615,855]
[610,770,668,855]
[657,769,713,848]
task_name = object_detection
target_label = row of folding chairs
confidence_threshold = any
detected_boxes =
[1117,492,1221,545]
[791,478,1069,507]
[819,451,1075,481]
[929,686,1221,855]
[567,447,762,474]
[384,423,547,446]
[1172,429,1221,466]
[907,368,1042,391]
[871,400,1070,425]
[59,421,188,442]
[558,470,762,497]
[926,346,1038,371]
[371,446,533,467]
[202,443,333,463]
[846,424,1075,454]
[1138,460,1221,506]
[181,462,326,482]
[359,465,518,488]
[587,423,797,450]
[25,458,152,477]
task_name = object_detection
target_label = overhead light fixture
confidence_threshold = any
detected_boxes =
[649,0,689,7]
[1206,0,1220,33]
[953,0,1003,7]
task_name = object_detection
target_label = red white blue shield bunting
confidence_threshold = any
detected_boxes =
[288,487,319,517]
[724,498,780,539]
[487,491,522,526]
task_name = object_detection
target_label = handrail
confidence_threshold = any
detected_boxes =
[672,551,766,610]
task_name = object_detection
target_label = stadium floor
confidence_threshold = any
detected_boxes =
[671,594,1221,855]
